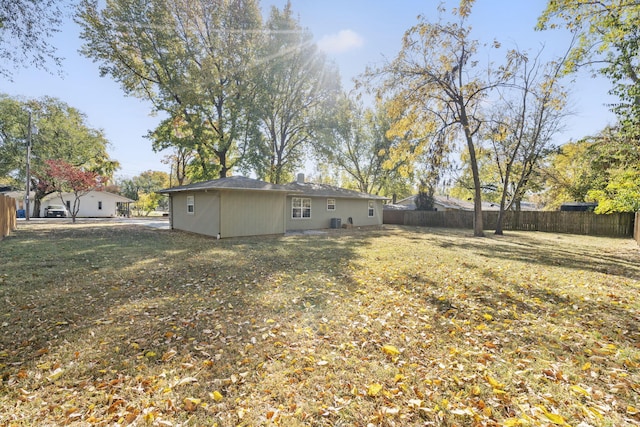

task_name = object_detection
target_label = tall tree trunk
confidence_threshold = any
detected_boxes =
[461,112,484,237]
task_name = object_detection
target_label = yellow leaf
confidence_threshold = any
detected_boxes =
[483,313,493,321]
[367,383,383,396]
[211,391,224,402]
[502,418,522,426]
[145,351,157,358]
[581,362,591,371]
[485,375,504,390]
[539,406,566,425]
[628,405,639,415]
[382,345,400,357]
[588,406,604,419]
[570,384,590,397]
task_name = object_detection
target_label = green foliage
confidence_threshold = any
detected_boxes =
[588,168,640,213]
[0,94,117,216]
[250,2,341,184]
[538,0,640,140]
[0,0,65,79]
[315,95,408,195]
[540,127,640,212]
[117,170,169,201]
[79,0,264,178]
[134,192,164,216]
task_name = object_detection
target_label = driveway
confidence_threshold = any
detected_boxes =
[17,217,171,230]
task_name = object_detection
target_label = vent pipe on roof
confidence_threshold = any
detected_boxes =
[296,173,305,183]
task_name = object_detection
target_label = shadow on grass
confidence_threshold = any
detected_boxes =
[422,227,640,281]
[0,224,377,370]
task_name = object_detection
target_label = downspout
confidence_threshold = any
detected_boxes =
[169,195,174,229]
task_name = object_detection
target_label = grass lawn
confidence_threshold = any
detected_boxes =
[0,222,639,426]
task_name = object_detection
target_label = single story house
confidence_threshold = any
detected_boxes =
[157,175,387,238]
[386,195,537,211]
[41,190,134,218]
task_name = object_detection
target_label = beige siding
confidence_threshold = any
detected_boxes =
[286,197,383,231]
[170,191,220,237]
[220,191,285,237]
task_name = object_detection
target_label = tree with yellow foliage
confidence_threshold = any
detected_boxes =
[367,2,514,236]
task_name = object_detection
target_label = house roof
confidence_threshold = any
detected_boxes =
[284,181,388,200]
[158,176,293,194]
[387,194,537,211]
[159,176,388,200]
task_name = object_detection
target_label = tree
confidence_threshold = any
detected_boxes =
[134,192,165,216]
[540,126,640,212]
[0,0,66,79]
[486,49,569,234]
[315,95,406,195]
[369,4,511,236]
[38,159,102,222]
[537,0,640,140]
[250,2,340,183]
[118,170,169,215]
[0,95,117,216]
[78,0,264,179]
[588,168,640,213]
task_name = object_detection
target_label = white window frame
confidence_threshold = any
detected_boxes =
[368,200,375,217]
[292,197,311,219]
[327,198,336,211]
[187,195,195,214]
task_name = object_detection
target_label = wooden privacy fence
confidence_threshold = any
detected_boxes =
[384,209,636,237]
[1,194,17,240]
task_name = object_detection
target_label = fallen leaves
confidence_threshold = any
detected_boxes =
[1,225,639,426]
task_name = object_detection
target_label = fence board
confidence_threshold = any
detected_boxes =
[635,211,639,245]
[1,194,17,240]
[383,209,635,237]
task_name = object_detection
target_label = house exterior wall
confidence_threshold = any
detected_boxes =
[220,191,285,238]
[285,196,383,231]
[42,191,131,217]
[170,191,220,237]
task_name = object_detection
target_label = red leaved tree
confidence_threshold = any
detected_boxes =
[39,159,102,222]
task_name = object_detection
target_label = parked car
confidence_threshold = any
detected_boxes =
[44,204,69,218]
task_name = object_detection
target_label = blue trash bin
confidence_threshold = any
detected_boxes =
[17,209,25,218]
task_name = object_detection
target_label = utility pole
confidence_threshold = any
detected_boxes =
[25,111,32,221]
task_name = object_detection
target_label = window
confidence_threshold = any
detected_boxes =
[187,195,195,214]
[98,201,103,210]
[368,200,375,217]
[327,198,336,211]
[292,197,311,219]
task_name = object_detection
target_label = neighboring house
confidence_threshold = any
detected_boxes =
[41,190,134,218]
[3,191,35,217]
[386,195,537,211]
[158,175,387,238]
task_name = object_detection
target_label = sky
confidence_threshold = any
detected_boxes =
[3,0,617,180]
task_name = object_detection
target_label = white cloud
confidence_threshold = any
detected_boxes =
[317,29,364,54]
